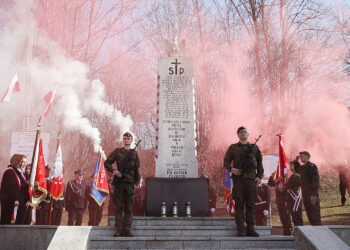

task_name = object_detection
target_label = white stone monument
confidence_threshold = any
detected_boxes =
[155,39,198,178]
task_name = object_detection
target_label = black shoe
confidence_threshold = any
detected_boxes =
[123,229,133,237]
[341,198,346,206]
[246,228,259,237]
[113,229,124,237]
[237,226,245,237]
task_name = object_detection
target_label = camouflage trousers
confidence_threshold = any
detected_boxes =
[232,179,256,227]
[113,182,135,229]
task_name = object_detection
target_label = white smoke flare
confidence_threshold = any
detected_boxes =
[84,79,134,135]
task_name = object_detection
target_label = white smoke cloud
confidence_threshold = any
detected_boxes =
[0,0,133,156]
[84,79,134,136]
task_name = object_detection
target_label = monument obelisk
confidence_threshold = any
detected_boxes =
[146,39,208,216]
[155,38,198,178]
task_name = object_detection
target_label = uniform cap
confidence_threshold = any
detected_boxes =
[74,170,83,175]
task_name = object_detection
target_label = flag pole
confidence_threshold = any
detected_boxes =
[49,132,61,225]
[30,117,41,167]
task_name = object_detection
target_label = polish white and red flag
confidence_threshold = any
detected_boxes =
[1,73,20,102]
[275,134,288,188]
[43,86,57,117]
[49,140,64,200]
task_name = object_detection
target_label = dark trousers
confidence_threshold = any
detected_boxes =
[23,207,33,225]
[340,179,349,202]
[36,204,50,225]
[88,199,103,226]
[68,208,84,226]
[276,191,292,235]
[255,205,268,226]
[108,195,115,216]
[286,196,303,227]
[113,182,135,229]
[303,193,321,225]
[233,179,256,228]
[51,208,63,225]
[16,205,31,224]
[1,201,14,224]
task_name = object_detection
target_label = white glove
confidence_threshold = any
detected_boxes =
[210,208,216,213]
[263,209,269,216]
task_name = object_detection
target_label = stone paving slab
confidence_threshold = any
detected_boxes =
[90,225,271,237]
[89,236,295,249]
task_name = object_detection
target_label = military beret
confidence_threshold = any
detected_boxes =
[237,126,247,134]
[74,170,83,175]
[299,151,310,157]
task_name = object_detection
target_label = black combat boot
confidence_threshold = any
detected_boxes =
[237,226,246,237]
[246,226,259,237]
[123,229,133,237]
[341,197,346,206]
[114,225,124,237]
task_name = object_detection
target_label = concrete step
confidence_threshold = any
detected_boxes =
[89,236,295,249]
[90,225,272,237]
[108,216,236,226]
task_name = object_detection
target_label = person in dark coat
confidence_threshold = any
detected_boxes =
[22,164,33,224]
[36,165,51,225]
[0,154,30,224]
[284,161,303,229]
[255,181,271,226]
[133,176,146,216]
[268,172,292,235]
[292,151,322,225]
[65,170,88,226]
[338,165,350,206]
[87,175,105,226]
[107,178,115,216]
[51,194,65,225]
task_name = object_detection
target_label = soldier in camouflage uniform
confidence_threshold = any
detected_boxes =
[292,151,321,225]
[104,132,140,237]
[224,126,264,237]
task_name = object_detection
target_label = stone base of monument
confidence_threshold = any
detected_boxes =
[87,216,294,249]
[145,177,209,217]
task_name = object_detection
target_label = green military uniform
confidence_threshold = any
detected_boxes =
[224,142,264,236]
[104,147,140,236]
[293,160,321,225]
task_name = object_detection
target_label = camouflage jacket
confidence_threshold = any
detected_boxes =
[293,160,320,195]
[104,147,140,185]
[224,142,264,180]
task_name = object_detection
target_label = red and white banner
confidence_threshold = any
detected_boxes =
[49,143,64,200]
[29,139,48,206]
[43,86,57,117]
[1,73,20,102]
[95,155,109,193]
[275,134,288,188]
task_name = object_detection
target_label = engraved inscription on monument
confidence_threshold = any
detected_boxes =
[156,57,198,178]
